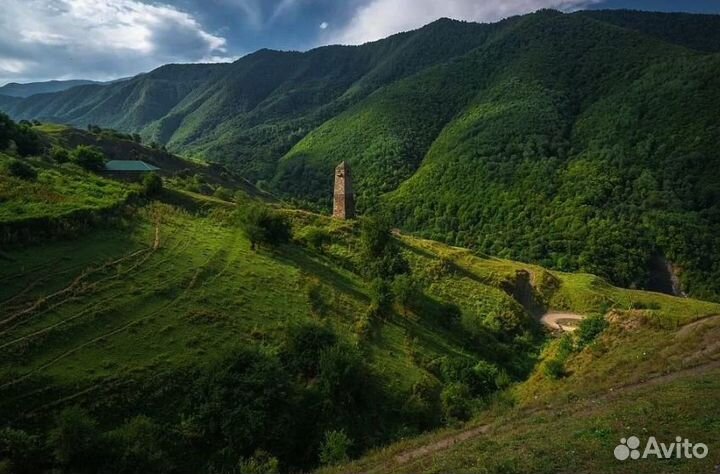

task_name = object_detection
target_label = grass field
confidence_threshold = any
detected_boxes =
[1,194,718,472]
[0,153,134,224]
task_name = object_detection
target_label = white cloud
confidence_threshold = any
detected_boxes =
[320,21,329,30]
[331,0,603,45]
[0,0,231,84]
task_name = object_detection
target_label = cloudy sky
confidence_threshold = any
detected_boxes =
[1,0,719,85]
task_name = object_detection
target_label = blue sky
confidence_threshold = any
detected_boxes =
[1,0,719,85]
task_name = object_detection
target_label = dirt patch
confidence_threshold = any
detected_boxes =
[391,424,490,466]
[540,312,584,332]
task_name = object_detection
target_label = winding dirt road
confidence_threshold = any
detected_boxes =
[540,312,584,331]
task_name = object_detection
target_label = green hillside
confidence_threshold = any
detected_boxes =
[2,112,719,472]
[3,194,717,473]
[320,312,720,474]
[0,10,717,302]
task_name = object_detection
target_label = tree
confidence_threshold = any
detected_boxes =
[0,113,41,156]
[359,215,408,280]
[71,145,105,171]
[5,159,37,181]
[48,406,102,470]
[0,427,45,474]
[282,323,337,378]
[143,172,163,196]
[50,146,69,163]
[105,416,169,474]
[238,203,291,250]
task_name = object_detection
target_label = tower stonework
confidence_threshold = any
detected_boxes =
[333,161,355,220]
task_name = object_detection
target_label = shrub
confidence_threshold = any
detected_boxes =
[319,430,352,466]
[0,427,45,474]
[238,203,291,250]
[441,357,500,398]
[105,416,169,473]
[50,146,69,163]
[299,226,331,251]
[440,383,472,422]
[237,450,280,474]
[282,322,337,378]
[5,159,37,180]
[0,113,41,156]
[576,314,608,348]
[71,145,105,171]
[143,172,163,196]
[213,186,232,201]
[543,358,566,379]
[48,406,102,469]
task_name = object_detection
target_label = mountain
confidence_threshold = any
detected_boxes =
[0,79,102,98]
[1,10,719,301]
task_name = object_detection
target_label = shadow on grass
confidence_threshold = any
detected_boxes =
[273,244,369,303]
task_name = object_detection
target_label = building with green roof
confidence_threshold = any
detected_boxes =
[103,160,160,181]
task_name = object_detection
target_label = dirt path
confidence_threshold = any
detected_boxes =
[359,358,720,474]
[540,312,584,331]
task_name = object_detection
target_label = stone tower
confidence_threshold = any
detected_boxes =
[333,161,355,220]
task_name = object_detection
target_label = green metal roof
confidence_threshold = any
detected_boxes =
[105,160,160,172]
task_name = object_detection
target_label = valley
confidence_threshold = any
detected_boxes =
[0,6,719,474]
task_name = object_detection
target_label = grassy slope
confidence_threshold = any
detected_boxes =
[2,192,717,467]
[0,203,479,421]
[0,152,134,224]
[320,311,720,474]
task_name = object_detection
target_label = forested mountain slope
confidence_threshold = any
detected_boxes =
[1,10,719,299]
[0,80,100,98]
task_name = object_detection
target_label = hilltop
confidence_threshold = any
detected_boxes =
[0,10,718,302]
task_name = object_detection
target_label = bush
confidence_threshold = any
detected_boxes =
[71,145,105,171]
[0,428,45,474]
[440,383,472,422]
[238,203,291,250]
[143,173,163,196]
[299,226,331,251]
[543,358,566,379]
[50,146,69,163]
[319,430,352,466]
[237,450,280,474]
[282,323,337,378]
[441,357,499,398]
[48,406,102,469]
[576,314,608,348]
[0,113,41,156]
[5,159,37,180]
[213,186,232,201]
[105,416,169,473]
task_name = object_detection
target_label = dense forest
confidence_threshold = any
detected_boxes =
[1,10,719,299]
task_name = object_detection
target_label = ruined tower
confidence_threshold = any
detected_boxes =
[333,161,355,220]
